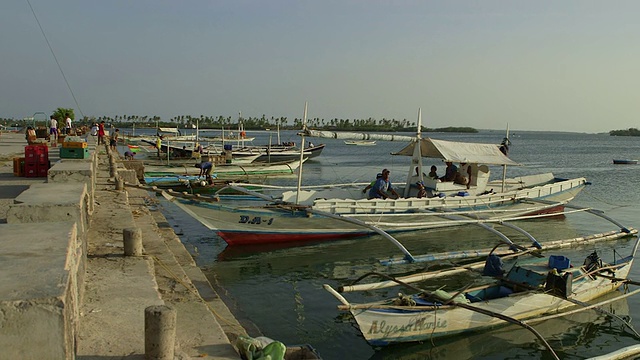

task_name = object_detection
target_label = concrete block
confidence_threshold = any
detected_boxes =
[8,183,90,240]
[7,183,90,301]
[118,168,139,185]
[0,222,79,360]
[121,160,145,181]
[49,158,95,213]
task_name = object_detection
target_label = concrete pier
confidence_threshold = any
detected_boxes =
[0,132,243,359]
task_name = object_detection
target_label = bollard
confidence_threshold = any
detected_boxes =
[123,227,143,256]
[115,176,124,190]
[145,305,176,360]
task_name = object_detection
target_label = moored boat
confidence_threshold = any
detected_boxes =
[167,109,588,247]
[144,158,306,179]
[613,159,638,165]
[344,140,376,146]
[324,233,640,354]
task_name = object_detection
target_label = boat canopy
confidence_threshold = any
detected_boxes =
[392,138,520,166]
[158,127,180,134]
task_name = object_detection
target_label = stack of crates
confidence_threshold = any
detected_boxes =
[61,137,89,159]
[24,145,49,178]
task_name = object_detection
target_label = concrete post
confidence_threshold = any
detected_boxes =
[123,228,143,256]
[109,160,117,178]
[115,176,124,190]
[145,305,176,360]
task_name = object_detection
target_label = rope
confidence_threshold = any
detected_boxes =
[26,0,85,118]
[151,255,246,333]
[580,189,634,210]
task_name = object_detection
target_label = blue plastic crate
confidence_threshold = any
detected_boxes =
[548,255,571,271]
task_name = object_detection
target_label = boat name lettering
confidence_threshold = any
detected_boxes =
[238,216,274,225]
[367,317,447,337]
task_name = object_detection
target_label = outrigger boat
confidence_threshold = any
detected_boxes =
[166,107,588,246]
[323,227,640,358]
[144,158,306,179]
[344,140,376,146]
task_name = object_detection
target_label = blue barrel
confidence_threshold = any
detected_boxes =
[223,144,233,151]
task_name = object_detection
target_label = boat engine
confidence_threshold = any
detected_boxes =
[583,251,602,273]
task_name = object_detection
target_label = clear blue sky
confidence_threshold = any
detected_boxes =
[2,1,639,132]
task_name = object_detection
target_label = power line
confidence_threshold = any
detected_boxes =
[26,0,85,118]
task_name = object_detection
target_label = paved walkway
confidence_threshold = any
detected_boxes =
[0,131,242,359]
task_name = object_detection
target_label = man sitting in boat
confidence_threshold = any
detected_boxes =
[416,181,427,198]
[440,162,458,182]
[368,169,400,200]
[428,165,439,180]
[362,173,382,194]
[455,163,473,188]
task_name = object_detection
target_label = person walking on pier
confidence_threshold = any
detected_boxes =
[97,121,106,145]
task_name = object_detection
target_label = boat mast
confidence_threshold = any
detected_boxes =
[501,124,509,192]
[295,102,308,205]
[403,108,424,198]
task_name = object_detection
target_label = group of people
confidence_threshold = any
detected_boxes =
[89,121,107,145]
[441,162,472,188]
[362,169,401,200]
[48,113,73,140]
[362,161,474,201]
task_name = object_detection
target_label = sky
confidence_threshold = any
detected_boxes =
[2,1,639,133]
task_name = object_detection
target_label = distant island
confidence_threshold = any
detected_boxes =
[610,128,640,136]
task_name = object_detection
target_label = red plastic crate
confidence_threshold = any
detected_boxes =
[25,145,49,164]
[24,162,38,178]
[37,167,48,177]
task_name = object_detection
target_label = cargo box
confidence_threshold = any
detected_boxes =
[24,162,38,178]
[13,157,25,177]
[62,141,88,149]
[60,147,90,159]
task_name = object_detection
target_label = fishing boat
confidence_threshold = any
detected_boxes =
[323,233,640,355]
[237,143,325,163]
[344,140,376,146]
[144,158,306,179]
[166,108,588,246]
[613,159,638,165]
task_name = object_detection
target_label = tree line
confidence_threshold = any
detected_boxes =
[2,109,477,133]
[610,128,640,136]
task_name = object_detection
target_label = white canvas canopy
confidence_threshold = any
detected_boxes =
[392,138,520,166]
[158,127,180,133]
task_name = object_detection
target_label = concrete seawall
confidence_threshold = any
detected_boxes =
[0,132,242,359]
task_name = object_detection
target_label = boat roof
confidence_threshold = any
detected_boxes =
[392,138,520,166]
[158,127,180,133]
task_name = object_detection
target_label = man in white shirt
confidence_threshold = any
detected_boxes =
[49,116,58,141]
[65,113,72,135]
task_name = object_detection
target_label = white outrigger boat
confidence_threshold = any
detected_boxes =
[167,107,588,246]
[323,231,640,359]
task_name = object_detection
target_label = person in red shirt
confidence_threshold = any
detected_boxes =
[97,121,106,145]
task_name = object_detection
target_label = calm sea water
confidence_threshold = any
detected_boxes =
[156,129,640,359]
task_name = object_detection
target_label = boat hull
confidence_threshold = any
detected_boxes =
[613,159,638,165]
